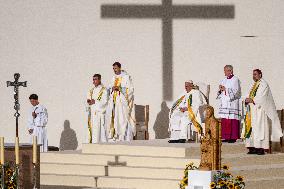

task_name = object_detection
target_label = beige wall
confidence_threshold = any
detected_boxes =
[0,0,283,148]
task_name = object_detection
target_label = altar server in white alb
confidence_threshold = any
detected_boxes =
[27,94,48,152]
[106,62,135,141]
[217,65,241,143]
[243,69,283,155]
[168,80,206,143]
[86,74,108,143]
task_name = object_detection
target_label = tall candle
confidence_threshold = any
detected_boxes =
[32,136,37,164]
[15,137,20,165]
[0,137,4,165]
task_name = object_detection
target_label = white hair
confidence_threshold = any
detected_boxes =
[224,65,233,71]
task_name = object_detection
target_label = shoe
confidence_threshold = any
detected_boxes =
[247,148,257,154]
[168,140,179,143]
[257,148,265,155]
[228,139,236,143]
[178,139,186,143]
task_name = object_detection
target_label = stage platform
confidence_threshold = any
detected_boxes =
[40,139,284,189]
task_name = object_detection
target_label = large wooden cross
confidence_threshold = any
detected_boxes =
[101,0,234,100]
[7,73,27,137]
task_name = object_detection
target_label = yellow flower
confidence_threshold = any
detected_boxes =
[219,180,226,186]
[210,182,216,188]
[236,175,244,182]
[222,164,229,170]
[187,162,194,167]
[5,168,13,177]
[234,185,241,189]
[227,182,234,189]
[226,172,232,176]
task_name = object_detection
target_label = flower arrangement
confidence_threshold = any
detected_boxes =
[179,162,198,189]
[0,161,18,189]
[210,165,245,189]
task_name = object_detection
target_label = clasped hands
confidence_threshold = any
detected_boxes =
[179,107,188,113]
[219,85,226,92]
[87,99,96,105]
[245,98,254,104]
[32,112,37,118]
[112,86,120,92]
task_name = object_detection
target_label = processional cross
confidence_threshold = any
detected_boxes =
[7,73,27,137]
[101,0,234,100]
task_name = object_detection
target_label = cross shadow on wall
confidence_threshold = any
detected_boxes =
[59,120,78,151]
[153,101,170,139]
[101,0,235,100]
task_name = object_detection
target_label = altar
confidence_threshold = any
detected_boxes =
[2,143,40,188]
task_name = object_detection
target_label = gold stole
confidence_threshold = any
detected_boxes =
[110,77,122,138]
[87,88,94,143]
[113,77,122,104]
[170,95,185,114]
[187,94,203,134]
[87,86,105,143]
[244,81,260,138]
[97,87,105,101]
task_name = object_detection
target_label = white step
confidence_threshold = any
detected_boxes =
[82,143,190,158]
[41,163,106,176]
[41,174,180,189]
[41,174,96,188]
[41,152,200,169]
[97,176,179,189]
[231,164,284,180]
[82,140,248,158]
[41,163,184,180]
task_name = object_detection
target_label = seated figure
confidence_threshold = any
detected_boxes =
[168,80,206,143]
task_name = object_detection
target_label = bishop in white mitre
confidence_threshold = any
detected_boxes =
[27,94,48,152]
[86,74,108,143]
[243,69,283,155]
[168,80,206,143]
[106,62,135,141]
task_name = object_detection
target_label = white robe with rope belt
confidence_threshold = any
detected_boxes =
[27,104,48,152]
[244,79,283,149]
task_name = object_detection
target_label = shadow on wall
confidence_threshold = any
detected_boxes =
[59,120,78,151]
[153,101,170,139]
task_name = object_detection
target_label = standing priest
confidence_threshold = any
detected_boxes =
[106,62,135,142]
[27,94,48,152]
[168,80,206,143]
[217,65,241,143]
[244,69,283,155]
[86,74,108,143]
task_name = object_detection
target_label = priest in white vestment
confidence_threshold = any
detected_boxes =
[168,81,206,143]
[86,74,108,143]
[106,62,135,141]
[217,65,241,143]
[27,94,48,152]
[243,69,283,155]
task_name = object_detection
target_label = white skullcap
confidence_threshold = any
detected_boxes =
[186,80,193,84]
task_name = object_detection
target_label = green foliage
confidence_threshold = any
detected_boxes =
[0,161,18,189]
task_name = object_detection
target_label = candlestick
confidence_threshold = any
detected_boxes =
[15,137,19,165]
[0,137,4,165]
[32,136,37,164]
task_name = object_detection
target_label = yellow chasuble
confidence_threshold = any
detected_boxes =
[244,81,260,138]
